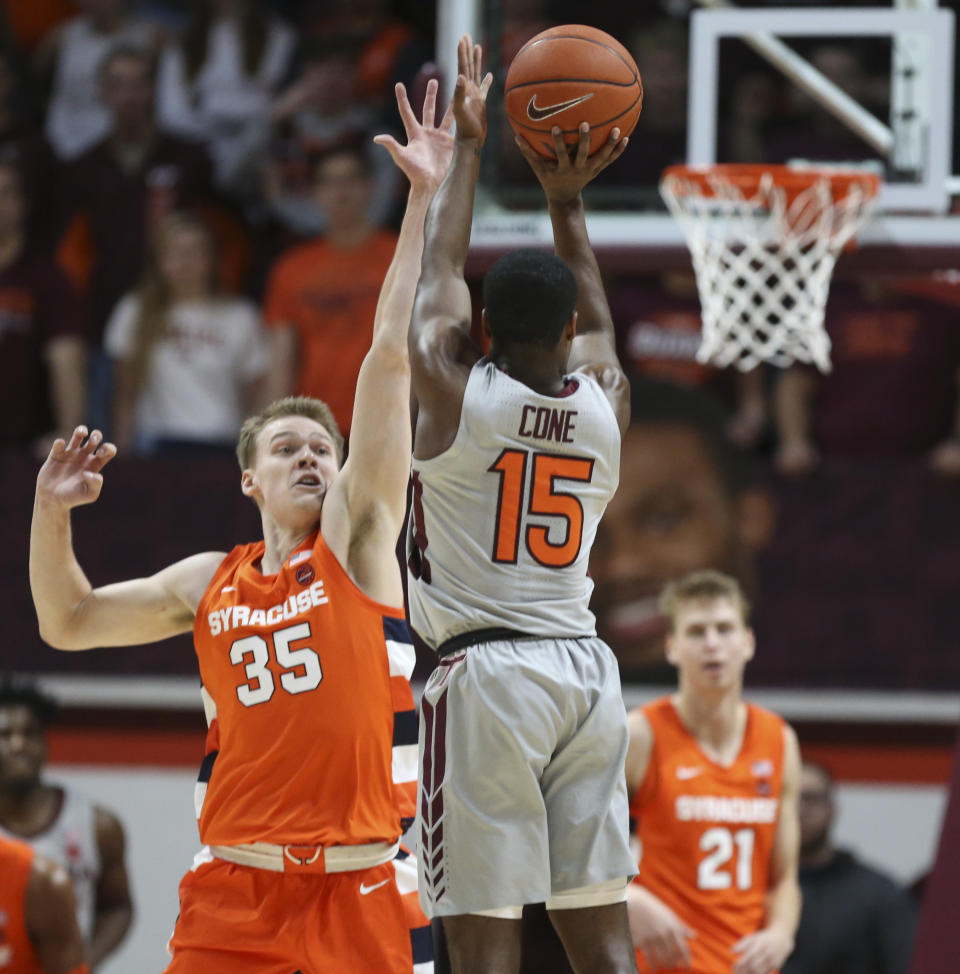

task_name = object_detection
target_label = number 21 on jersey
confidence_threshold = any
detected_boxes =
[698,826,755,890]
[489,448,595,568]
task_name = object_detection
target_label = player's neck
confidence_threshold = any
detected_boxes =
[0,781,59,833]
[259,515,317,575]
[490,349,568,395]
[673,686,746,761]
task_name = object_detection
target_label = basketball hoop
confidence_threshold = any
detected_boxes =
[660,164,880,372]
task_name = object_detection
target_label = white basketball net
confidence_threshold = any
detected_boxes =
[660,169,878,372]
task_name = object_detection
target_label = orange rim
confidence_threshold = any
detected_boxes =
[662,163,881,204]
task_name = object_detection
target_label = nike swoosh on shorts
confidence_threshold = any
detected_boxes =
[359,878,392,895]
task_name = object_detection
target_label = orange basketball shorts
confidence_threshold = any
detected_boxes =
[165,856,413,974]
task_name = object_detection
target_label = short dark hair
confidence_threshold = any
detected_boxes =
[482,250,578,348]
[0,678,59,727]
[629,376,751,496]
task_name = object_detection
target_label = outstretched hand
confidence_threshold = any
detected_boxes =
[374,78,455,194]
[516,122,629,204]
[35,426,117,511]
[452,34,493,144]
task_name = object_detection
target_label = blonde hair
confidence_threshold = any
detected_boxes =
[659,570,751,632]
[236,397,344,470]
[126,211,218,399]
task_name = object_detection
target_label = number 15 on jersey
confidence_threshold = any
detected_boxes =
[489,448,595,569]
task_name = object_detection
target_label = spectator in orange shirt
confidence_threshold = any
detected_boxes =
[263,141,398,436]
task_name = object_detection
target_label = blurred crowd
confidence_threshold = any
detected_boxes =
[2,0,960,691]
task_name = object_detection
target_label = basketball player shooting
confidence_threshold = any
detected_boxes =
[407,36,636,974]
[625,571,801,974]
[28,80,454,974]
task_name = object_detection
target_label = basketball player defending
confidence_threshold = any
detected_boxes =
[0,833,88,974]
[626,570,801,974]
[407,37,635,974]
[29,80,454,973]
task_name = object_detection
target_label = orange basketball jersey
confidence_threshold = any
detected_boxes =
[630,698,786,974]
[0,835,39,973]
[193,529,418,847]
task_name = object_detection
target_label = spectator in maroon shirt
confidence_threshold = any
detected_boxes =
[59,43,214,347]
[775,281,960,475]
[0,159,86,453]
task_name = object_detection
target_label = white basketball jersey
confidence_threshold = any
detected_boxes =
[408,360,620,649]
[0,788,100,939]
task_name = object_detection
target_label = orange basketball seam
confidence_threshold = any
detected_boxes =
[505,78,640,92]
[514,35,638,79]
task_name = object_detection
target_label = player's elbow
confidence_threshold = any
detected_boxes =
[37,607,95,652]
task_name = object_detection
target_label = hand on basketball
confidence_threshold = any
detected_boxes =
[515,122,628,204]
[374,79,454,193]
[627,884,696,970]
[35,426,117,510]
[452,35,493,144]
[732,925,794,974]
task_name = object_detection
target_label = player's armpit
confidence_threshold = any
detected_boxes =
[25,857,88,974]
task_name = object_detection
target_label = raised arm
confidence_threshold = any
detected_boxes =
[327,80,454,595]
[516,124,631,433]
[30,427,224,650]
[409,37,492,459]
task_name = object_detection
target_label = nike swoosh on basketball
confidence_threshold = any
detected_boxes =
[676,766,704,780]
[359,878,391,896]
[526,93,594,121]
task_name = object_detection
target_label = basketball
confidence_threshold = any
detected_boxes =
[504,25,643,158]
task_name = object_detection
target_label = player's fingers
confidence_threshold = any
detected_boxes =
[479,71,493,100]
[575,122,591,165]
[550,126,568,166]
[81,470,103,494]
[47,437,67,459]
[66,426,87,451]
[89,441,117,472]
[394,82,418,133]
[590,126,621,167]
[453,73,467,109]
[81,428,103,455]
[514,134,540,164]
[439,99,455,132]
[421,77,438,126]
[457,36,470,78]
[473,43,483,83]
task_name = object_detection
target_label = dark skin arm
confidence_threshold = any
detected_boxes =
[90,808,132,968]
[409,37,492,460]
[515,124,631,434]
[26,856,88,974]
